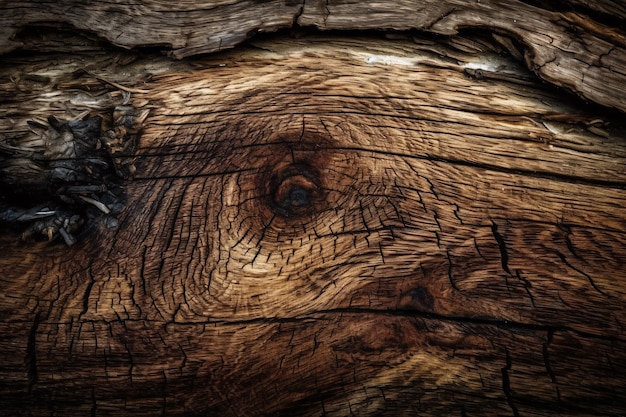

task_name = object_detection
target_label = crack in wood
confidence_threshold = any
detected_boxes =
[542,329,561,403]
[491,221,511,276]
[553,249,608,297]
[446,249,460,291]
[25,311,40,393]
[501,349,520,417]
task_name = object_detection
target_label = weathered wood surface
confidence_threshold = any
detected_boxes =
[1,28,625,415]
[2,0,626,114]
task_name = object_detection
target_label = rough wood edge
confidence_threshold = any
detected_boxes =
[2,1,626,114]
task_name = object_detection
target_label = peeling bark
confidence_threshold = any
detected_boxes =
[2,1,626,114]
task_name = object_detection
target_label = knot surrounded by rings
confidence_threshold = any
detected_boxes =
[270,164,322,216]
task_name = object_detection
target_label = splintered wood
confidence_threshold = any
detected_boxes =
[2,0,626,114]
[1,33,625,416]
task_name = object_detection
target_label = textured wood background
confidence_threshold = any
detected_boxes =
[1,2,625,416]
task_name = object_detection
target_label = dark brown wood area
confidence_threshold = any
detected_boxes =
[1,2,626,417]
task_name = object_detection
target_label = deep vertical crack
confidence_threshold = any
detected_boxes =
[542,329,561,404]
[293,0,306,28]
[559,224,581,260]
[491,221,511,275]
[501,349,519,417]
[81,271,95,318]
[25,311,40,393]
[446,249,460,291]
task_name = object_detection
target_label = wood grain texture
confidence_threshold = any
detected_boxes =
[2,0,626,114]
[1,32,626,415]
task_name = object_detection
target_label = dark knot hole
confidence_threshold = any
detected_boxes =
[271,164,321,216]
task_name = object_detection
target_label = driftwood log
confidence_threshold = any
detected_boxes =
[1,1,625,416]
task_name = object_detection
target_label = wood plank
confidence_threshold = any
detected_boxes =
[1,33,625,416]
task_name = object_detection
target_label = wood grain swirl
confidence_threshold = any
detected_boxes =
[0,33,625,416]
